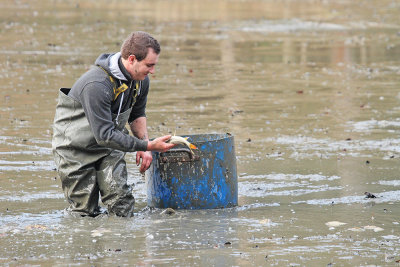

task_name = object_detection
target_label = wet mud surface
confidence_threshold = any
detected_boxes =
[1,0,400,265]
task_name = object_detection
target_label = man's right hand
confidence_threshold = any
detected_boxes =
[147,135,176,152]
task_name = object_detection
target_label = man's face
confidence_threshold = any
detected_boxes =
[128,48,159,81]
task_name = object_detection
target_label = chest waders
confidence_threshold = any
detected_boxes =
[52,75,139,217]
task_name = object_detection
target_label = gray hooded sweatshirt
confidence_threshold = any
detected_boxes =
[68,52,149,152]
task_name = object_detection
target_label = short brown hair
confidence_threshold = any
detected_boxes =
[120,31,160,61]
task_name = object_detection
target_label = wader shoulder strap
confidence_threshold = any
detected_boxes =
[97,66,129,101]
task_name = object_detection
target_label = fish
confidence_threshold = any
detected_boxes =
[167,136,197,152]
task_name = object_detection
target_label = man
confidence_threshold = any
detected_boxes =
[52,31,174,217]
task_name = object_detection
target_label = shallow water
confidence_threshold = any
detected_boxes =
[1,0,400,265]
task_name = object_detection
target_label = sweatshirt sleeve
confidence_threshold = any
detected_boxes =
[79,81,148,152]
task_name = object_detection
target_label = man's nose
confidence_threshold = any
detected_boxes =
[149,66,155,74]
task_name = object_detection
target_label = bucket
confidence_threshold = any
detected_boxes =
[145,133,238,209]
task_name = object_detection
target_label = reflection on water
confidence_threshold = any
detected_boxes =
[1,0,400,265]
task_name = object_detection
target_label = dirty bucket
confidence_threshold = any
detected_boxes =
[145,133,238,209]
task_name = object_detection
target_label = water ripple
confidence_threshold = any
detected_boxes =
[293,190,400,205]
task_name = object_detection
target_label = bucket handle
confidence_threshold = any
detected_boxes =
[160,148,199,163]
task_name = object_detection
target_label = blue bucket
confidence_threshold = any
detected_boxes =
[145,133,238,209]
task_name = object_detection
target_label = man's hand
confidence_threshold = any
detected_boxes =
[147,135,176,152]
[136,151,153,173]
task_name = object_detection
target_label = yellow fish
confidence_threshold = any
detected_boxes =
[167,136,197,151]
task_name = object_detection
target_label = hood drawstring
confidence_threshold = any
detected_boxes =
[116,80,141,126]
[115,79,124,126]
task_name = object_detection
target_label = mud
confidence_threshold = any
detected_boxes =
[1,0,400,265]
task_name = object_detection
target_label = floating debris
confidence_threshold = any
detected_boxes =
[348,227,365,232]
[91,228,111,237]
[363,225,384,232]
[161,208,176,215]
[229,109,243,116]
[25,224,47,230]
[364,192,377,198]
[259,219,272,225]
[325,221,347,227]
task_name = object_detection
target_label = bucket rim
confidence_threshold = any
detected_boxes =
[181,133,234,144]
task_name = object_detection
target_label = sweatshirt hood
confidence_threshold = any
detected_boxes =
[95,52,128,81]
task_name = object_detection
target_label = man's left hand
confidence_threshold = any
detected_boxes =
[136,151,153,173]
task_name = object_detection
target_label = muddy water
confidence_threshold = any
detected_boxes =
[1,0,400,265]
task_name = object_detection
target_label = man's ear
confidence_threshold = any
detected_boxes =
[128,54,137,63]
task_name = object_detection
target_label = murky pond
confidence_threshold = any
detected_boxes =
[1,0,400,265]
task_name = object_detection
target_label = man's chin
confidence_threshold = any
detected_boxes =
[138,75,147,81]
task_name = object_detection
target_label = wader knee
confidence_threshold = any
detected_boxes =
[59,166,101,217]
[97,150,136,217]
